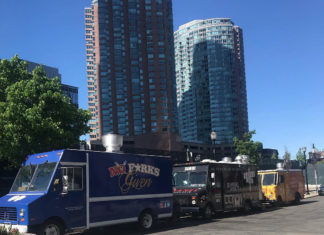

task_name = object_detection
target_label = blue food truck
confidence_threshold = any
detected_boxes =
[0,149,173,234]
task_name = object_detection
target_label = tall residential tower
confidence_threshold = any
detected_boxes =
[85,0,178,151]
[174,18,248,144]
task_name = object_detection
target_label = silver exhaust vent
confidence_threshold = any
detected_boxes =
[276,162,284,170]
[201,159,217,163]
[102,134,123,152]
[235,155,250,164]
[222,157,232,163]
[235,155,243,163]
[241,155,250,164]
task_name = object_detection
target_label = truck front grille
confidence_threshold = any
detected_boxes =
[175,195,192,206]
[0,207,17,221]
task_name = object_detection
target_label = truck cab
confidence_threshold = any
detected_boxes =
[0,150,72,234]
[173,164,216,218]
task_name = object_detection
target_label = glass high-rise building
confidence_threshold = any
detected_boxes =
[85,0,178,151]
[174,18,248,144]
[26,60,78,107]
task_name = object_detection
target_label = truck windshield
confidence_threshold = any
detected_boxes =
[10,162,57,192]
[263,173,275,186]
[173,171,207,187]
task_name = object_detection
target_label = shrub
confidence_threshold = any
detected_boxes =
[0,226,20,235]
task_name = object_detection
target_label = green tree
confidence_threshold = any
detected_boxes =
[296,148,305,165]
[233,130,263,166]
[283,148,291,162]
[0,55,91,168]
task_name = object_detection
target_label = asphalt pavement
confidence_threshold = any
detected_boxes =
[87,195,324,235]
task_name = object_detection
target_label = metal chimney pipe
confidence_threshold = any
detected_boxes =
[102,134,123,152]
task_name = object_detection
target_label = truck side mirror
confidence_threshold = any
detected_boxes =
[62,175,69,194]
[52,178,60,192]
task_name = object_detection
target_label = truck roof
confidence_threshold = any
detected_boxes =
[23,149,171,166]
[174,161,256,167]
[258,169,303,173]
[67,149,172,159]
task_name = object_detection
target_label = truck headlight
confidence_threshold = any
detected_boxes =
[20,208,25,217]
[192,200,196,205]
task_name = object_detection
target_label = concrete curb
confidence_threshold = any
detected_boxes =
[304,192,318,199]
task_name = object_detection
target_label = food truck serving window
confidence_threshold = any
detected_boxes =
[11,162,57,192]
[62,167,83,191]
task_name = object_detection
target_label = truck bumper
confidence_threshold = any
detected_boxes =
[0,224,28,233]
[180,206,200,213]
[261,199,276,203]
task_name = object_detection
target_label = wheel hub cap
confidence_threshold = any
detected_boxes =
[44,224,59,235]
[143,214,152,228]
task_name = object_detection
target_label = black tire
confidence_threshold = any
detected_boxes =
[243,200,252,213]
[295,193,301,204]
[170,205,181,223]
[192,212,199,219]
[202,204,213,219]
[252,201,263,212]
[275,196,283,207]
[38,219,64,235]
[138,211,155,230]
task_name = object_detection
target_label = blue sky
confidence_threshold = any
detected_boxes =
[1,0,323,158]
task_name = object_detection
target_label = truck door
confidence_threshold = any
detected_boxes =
[258,174,263,201]
[61,165,87,229]
[210,169,222,211]
[276,172,286,202]
[284,172,293,201]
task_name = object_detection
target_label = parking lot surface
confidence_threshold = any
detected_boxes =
[86,195,323,235]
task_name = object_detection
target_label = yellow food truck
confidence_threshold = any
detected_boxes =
[258,169,305,205]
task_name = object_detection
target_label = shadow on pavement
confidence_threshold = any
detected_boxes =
[84,209,269,235]
[290,200,318,206]
[85,216,218,235]
[84,199,320,235]
[83,208,282,234]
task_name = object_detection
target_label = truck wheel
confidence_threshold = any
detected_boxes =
[295,193,301,204]
[192,212,199,218]
[275,196,283,207]
[39,219,64,235]
[170,204,181,223]
[243,200,252,213]
[139,211,154,230]
[202,204,213,219]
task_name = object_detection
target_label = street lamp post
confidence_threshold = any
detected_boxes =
[311,145,319,191]
[302,146,310,195]
[210,131,217,160]
[186,147,190,162]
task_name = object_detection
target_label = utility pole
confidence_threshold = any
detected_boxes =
[302,147,309,195]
